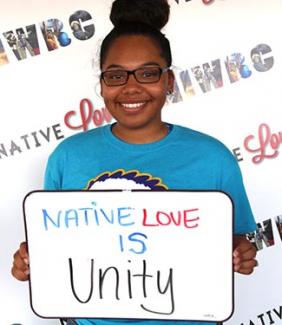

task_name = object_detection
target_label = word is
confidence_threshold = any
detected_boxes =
[0,124,64,159]
[64,98,112,131]
[69,258,174,315]
[244,123,281,164]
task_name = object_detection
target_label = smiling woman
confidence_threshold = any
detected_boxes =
[100,34,174,143]
[12,0,258,325]
[97,0,174,144]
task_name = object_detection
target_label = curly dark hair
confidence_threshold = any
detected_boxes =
[100,0,172,69]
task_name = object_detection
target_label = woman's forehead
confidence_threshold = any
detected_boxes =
[102,35,166,70]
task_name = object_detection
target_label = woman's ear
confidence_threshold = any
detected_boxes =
[167,69,175,93]
[100,79,104,97]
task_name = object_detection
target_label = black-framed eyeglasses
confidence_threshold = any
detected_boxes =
[100,66,170,87]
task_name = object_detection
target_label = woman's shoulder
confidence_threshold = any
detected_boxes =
[174,124,230,150]
[49,125,109,158]
[172,124,242,179]
[172,124,238,165]
[56,125,108,148]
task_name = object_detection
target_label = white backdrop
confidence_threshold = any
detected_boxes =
[0,0,281,324]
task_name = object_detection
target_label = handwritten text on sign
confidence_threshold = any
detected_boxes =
[24,191,233,321]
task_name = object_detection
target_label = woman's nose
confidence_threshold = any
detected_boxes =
[121,74,142,93]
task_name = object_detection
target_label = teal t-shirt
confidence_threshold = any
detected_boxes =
[44,123,256,325]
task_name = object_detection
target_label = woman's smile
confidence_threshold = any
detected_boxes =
[118,100,148,113]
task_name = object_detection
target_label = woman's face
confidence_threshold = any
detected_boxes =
[100,35,174,134]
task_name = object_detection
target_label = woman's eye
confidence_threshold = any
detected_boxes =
[110,73,124,80]
[105,71,126,80]
[143,70,158,77]
[142,69,159,78]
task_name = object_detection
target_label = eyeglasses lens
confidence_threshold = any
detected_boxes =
[135,67,161,83]
[103,67,162,86]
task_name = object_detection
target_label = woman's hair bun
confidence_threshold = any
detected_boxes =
[110,0,170,30]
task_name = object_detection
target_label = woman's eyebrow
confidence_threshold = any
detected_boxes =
[104,62,162,70]
[104,64,124,70]
[142,61,162,67]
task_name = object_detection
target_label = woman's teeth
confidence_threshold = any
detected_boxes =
[121,102,145,109]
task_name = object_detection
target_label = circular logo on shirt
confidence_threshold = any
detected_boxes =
[86,169,168,190]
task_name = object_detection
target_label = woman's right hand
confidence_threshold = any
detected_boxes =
[11,242,30,281]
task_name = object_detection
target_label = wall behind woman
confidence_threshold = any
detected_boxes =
[0,0,281,324]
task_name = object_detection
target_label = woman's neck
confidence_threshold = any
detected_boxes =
[111,122,169,144]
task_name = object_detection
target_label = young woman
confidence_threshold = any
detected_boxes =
[12,0,257,324]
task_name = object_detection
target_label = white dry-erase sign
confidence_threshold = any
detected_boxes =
[23,190,234,321]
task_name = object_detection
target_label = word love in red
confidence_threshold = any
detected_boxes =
[64,98,112,131]
[244,123,282,164]
[142,208,200,229]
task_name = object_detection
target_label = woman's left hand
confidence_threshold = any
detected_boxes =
[233,235,258,274]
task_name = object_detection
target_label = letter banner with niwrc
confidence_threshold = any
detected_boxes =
[23,190,233,321]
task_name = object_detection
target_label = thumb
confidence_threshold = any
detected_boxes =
[19,242,29,263]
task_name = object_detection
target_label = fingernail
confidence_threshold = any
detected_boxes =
[24,269,30,275]
[24,258,29,265]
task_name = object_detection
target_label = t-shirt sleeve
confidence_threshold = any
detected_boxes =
[43,147,64,190]
[221,154,257,234]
